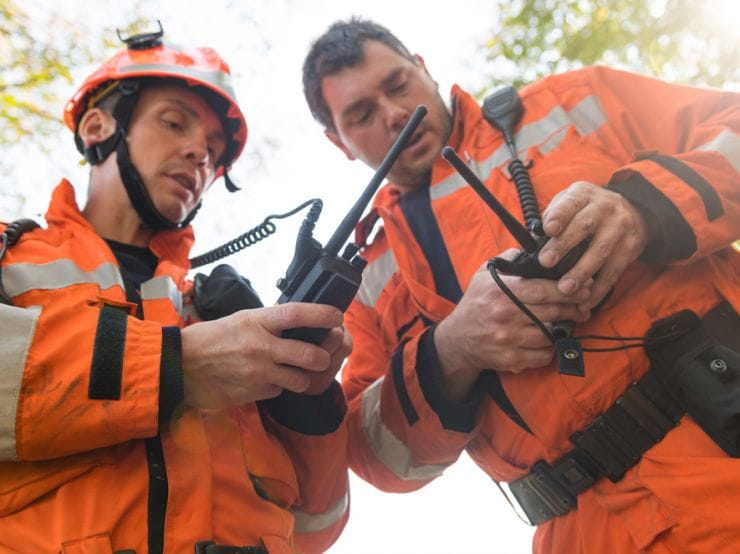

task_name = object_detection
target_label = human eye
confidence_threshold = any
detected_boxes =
[356,109,373,124]
[161,110,186,132]
[388,78,408,95]
[348,105,374,126]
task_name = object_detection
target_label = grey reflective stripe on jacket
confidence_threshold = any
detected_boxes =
[0,304,41,460]
[292,492,350,534]
[697,129,740,172]
[4,259,186,318]
[141,275,183,314]
[3,260,124,297]
[431,94,608,202]
[356,249,398,309]
[360,377,450,481]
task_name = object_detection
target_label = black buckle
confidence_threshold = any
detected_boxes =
[508,454,597,526]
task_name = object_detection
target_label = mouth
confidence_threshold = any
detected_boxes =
[167,172,197,194]
[403,129,425,151]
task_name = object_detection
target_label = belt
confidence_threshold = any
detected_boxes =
[509,371,683,525]
[195,541,268,554]
[508,301,735,525]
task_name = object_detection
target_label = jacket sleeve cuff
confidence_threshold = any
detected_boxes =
[159,326,184,424]
[606,170,696,262]
[263,381,347,436]
[414,326,483,433]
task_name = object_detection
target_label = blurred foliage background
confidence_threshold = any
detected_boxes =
[482,0,739,93]
[1,0,738,215]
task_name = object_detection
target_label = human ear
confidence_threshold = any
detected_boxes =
[414,54,439,88]
[77,108,117,148]
[325,130,356,161]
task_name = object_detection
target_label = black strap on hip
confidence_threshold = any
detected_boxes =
[195,541,268,554]
[507,301,735,525]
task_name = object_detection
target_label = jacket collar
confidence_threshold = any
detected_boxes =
[353,85,482,246]
[45,179,195,273]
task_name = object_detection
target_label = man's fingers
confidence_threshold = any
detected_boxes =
[270,365,312,393]
[320,327,345,355]
[271,338,332,372]
[507,276,592,305]
[260,303,344,335]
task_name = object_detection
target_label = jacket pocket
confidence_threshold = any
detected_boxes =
[61,532,114,554]
[0,450,101,516]
[235,405,299,510]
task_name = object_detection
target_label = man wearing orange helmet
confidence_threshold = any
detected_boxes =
[0,26,351,554]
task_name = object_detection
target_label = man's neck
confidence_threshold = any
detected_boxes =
[82,173,155,247]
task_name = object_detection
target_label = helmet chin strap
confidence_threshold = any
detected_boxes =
[115,134,201,230]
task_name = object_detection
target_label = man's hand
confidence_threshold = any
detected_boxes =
[434,255,591,402]
[539,182,648,310]
[303,325,353,396]
[180,303,345,408]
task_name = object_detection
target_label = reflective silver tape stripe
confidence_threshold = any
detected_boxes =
[3,260,124,298]
[293,491,349,534]
[361,377,449,481]
[119,64,237,101]
[431,95,607,201]
[698,129,740,173]
[568,94,608,137]
[356,249,398,308]
[180,302,201,322]
[141,276,183,315]
[0,304,41,460]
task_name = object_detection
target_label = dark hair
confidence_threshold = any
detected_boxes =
[302,17,415,131]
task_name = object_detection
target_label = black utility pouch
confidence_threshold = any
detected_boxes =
[193,264,263,321]
[645,304,740,457]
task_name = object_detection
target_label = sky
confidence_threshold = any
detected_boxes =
[12,1,536,552]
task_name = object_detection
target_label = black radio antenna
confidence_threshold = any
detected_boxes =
[323,105,428,257]
[441,146,538,252]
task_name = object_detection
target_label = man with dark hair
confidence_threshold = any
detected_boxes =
[303,17,740,553]
[0,29,351,554]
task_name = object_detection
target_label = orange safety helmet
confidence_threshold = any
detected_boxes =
[64,26,248,175]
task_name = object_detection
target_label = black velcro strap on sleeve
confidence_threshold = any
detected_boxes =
[391,340,419,425]
[89,304,128,400]
[416,326,482,433]
[607,172,697,262]
[159,326,184,424]
[646,154,724,221]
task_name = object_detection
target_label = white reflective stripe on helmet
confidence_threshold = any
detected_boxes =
[118,63,238,101]
[0,304,41,460]
[361,377,450,481]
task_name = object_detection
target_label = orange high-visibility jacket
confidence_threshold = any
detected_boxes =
[0,181,349,554]
[343,66,740,553]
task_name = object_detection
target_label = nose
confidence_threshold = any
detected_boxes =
[381,99,410,132]
[182,129,211,168]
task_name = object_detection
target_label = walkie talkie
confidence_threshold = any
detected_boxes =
[441,146,589,376]
[276,105,428,345]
